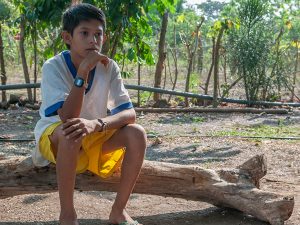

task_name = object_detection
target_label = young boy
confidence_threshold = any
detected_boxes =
[33,3,146,225]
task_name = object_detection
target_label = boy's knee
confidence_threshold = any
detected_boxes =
[50,125,81,150]
[125,124,147,143]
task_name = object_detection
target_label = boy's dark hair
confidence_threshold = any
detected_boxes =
[62,3,106,49]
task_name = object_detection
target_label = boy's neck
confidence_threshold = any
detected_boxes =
[70,51,83,72]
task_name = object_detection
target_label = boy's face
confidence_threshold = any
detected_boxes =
[63,19,105,59]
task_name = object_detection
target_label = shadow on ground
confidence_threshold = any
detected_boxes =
[147,144,241,164]
[0,208,269,225]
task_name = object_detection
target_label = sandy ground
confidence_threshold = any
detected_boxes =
[0,107,299,225]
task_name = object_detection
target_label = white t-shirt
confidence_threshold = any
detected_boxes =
[33,50,133,167]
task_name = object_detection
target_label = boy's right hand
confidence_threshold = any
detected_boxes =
[78,50,109,77]
[61,118,99,143]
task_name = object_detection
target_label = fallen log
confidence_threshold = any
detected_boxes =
[0,154,294,225]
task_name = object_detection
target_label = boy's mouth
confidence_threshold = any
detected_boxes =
[86,48,98,51]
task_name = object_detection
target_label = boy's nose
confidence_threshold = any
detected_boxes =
[89,35,97,44]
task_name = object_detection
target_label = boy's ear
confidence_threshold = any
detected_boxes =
[103,33,107,44]
[61,31,72,46]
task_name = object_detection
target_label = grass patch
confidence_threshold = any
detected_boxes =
[158,115,206,124]
[146,130,159,137]
[210,124,300,138]
[140,91,152,105]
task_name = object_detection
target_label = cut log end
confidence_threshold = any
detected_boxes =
[237,154,267,188]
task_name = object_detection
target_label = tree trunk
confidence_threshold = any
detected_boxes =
[218,75,243,103]
[213,27,225,108]
[0,23,7,102]
[197,38,204,90]
[154,12,169,102]
[223,50,227,83]
[0,155,294,225]
[203,38,215,107]
[137,42,141,107]
[137,63,141,106]
[19,16,33,102]
[102,32,110,55]
[184,48,193,106]
[291,45,299,101]
[32,23,38,103]
[197,33,203,74]
[184,18,204,107]
[109,24,122,59]
[163,56,167,89]
[204,38,215,95]
[168,25,179,102]
[193,18,204,74]
[268,28,284,101]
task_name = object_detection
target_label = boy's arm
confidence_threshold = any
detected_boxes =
[60,108,136,142]
[57,67,87,123]
[97,108,136,131]
[58,51,109,122]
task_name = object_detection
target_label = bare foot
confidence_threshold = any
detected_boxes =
[59,211,78,225]
[59,220,79,225]
[109,206,142,225]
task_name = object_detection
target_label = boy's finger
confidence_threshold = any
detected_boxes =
[75,132,86,143]
[67,128,83,139]
[101,59,109,67]
[62,118,80,130]
[62,120,74,129]
[63,123,81,135]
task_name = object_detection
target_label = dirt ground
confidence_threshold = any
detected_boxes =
[0,107,299,225]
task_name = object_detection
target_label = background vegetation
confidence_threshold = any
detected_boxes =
[0,0,299,107]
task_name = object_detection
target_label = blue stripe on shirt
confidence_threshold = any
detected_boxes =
[45,101,64,117]
[62,50,77,78]
[62,50,96,94]
[111,102,133,115]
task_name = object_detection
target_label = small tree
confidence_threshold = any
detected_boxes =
[227,0,271,103]
[287,11,300,101]
[212,20,227,107]
[13,0,69,102]
[227,0,300,103]
[0,0,10,103]
[179,16,205,106]
[154,11,169,102]
[153,0,177,102]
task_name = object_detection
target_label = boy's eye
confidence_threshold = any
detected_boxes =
[95,32,102,37]
[81,31,88,36]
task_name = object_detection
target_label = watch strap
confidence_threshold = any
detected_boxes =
[97,118,107,132]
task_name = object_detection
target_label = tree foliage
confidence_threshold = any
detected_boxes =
[0,0,299,105]
[226,0,294,102]
[197,0,227,21]
[0,0,11,21]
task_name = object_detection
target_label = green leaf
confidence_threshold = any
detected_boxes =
[213,21,222,30]
[176,14,185,23]
[121,71,133,79]
[127,48,137,61]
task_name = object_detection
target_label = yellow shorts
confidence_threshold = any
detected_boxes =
[39,121,125,179]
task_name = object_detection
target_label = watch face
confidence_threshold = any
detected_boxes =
[74,77,84,87]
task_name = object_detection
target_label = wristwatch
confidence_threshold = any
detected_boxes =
[98,118,107,132]
[74,76,88,89]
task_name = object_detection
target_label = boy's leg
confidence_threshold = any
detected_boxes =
[49,124,81,225]
[102,124,147,224]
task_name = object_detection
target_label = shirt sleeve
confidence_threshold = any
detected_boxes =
[41,61,70,117]
[107,61,133,115]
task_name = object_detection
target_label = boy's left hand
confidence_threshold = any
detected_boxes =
[78,51,109,77]
[61,118,97,142]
